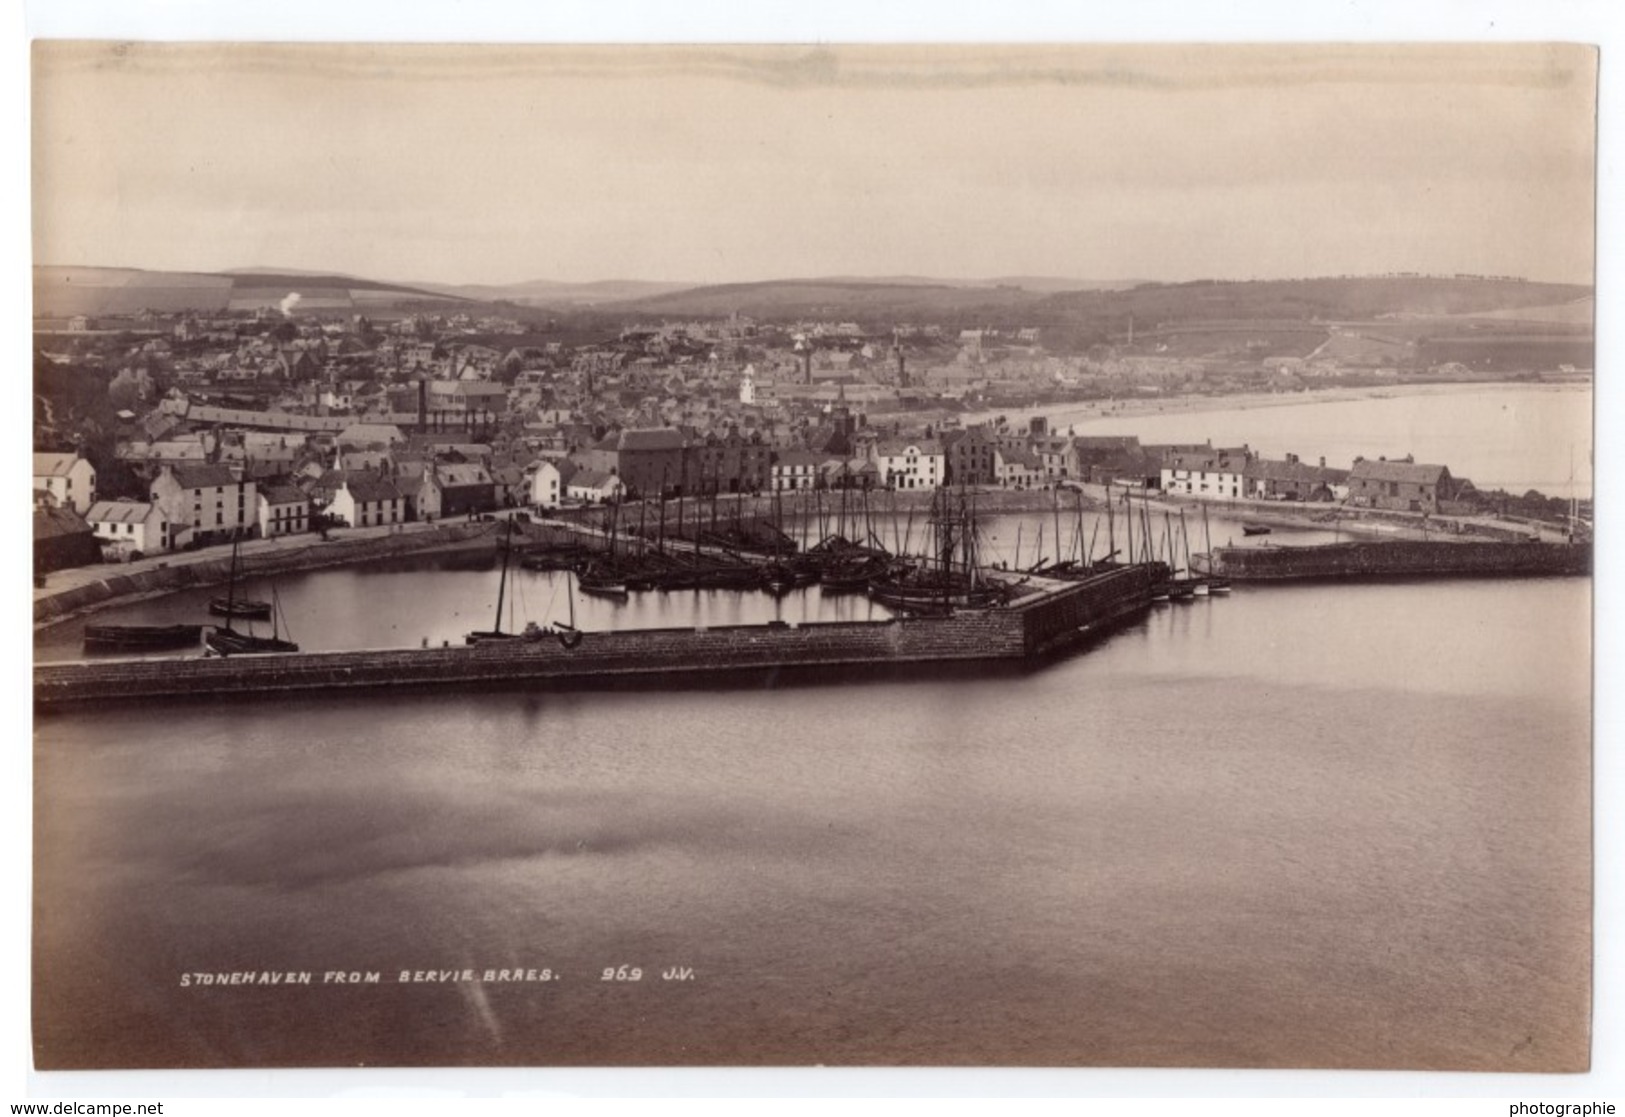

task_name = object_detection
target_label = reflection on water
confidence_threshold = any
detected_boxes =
[32,578,1591,1069]
[34,557,901,662]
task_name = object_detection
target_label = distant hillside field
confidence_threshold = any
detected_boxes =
[1029,276,1592,327]
[33,266,465,317]
[32,267,1594,365]
[34,267,234,316]
[418,278,695,306]
[1455,297,1595,326]
[622,279,1050,319]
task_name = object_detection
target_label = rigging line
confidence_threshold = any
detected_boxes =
[541,571,561,622]
[979,532,1013,568]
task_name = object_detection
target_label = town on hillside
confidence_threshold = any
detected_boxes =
[31,299,1591,577]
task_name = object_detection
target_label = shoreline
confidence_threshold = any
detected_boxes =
[32,520,506,631]
[35,378,1584,630]
[960,379,1591,432]
[35,485,1548,637]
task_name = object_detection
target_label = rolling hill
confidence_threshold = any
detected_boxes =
[33,267,1593,350]
[617,278,1055,320]
[33,266,469,318]
[1025,276,1592,329]
[414,278,695,306]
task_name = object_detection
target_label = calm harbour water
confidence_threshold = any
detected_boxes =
[33,501,1334,663]
[32,383,1595,1069]
[33,576,1591,1069]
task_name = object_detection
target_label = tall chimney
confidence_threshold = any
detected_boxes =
[895,344,906,388]
[418,378,427,434]
[802,347,812,386]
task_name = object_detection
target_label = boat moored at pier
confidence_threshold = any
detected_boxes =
[83,624,203,653]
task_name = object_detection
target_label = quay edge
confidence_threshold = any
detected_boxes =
[34,565,1166,709]
[1198,539,1591,582]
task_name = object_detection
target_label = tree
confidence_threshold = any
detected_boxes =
[107,367,153,410]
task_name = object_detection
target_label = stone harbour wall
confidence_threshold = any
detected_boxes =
[1207,540,1591,581]
[35,567,1158,708]
[33,522,501,625]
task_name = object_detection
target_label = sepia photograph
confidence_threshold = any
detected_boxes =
[23,32,1605,1089]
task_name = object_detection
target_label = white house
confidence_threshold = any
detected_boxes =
[85,500,166,557]
[994,447,1044,489]
[771,450,823,492]
[319,385,354,411]
[328,479,406,528]
[149,464,257,548]
[1030,435,1078,482]
[567,470,624,504]
[528,460,563,509]
[874,439,945,491]
[33,452,97,514]
[1161,448,1251,500]
[258,485,310,538]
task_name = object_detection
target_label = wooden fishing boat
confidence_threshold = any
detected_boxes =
[204,535,299,656]
[208,596,271,620]
[83,623,202,652]
[866,488,1007,613]
[819,556,883,593]
[205,626,299,656]
[544,570,586,649]
[467,518,523,644]
[866,579,1005,612]
[1242,523,1272,537]
[519,550,587,572]
[762,564,797,597]
[577,561,631,599]
[1198,505,1232,594]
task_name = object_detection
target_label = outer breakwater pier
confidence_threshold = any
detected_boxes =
[1197,539,1592,581]
[34,564,1166,709]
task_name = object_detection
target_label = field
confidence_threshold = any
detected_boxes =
[31,268,1596,364]
[32,266,463,318]
[623,278,1049,322]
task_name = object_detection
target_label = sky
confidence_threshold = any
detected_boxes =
[31,41,1597,289]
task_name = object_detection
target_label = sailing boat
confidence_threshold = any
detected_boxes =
[206,533,299,655]
[1200,504,1231,594]
[466,518,522,643]
[209,534,271,620]
[548,569,585,650]
[1179,511,1208,597]
[866,486,1005,613]
[579,500,631,598]
[1164,511,1196,601]
[509,567,586,649]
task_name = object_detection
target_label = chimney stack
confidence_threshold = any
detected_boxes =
[801,346,812,386]
[418,379,427,434]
